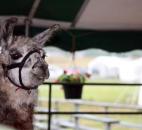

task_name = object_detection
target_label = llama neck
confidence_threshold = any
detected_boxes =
[0,66,37,130]
[0,74,37,108]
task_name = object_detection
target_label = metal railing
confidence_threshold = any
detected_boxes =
[35,82,142,130]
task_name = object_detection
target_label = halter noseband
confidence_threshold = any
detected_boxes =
[3,49,41,90]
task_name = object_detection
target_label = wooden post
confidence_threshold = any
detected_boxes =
[54,101,59,127]
[74,103,80,130]
[138,86,142,105]
[105,123,111,130]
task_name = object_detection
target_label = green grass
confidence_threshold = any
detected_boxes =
[38,84,139,104]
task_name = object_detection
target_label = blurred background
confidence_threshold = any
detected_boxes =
[35,47,142,130]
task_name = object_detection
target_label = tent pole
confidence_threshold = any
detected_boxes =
[71,35,76,66]
[71,0,89,27]
[28,0,42,19]
[25,0,42,36]
[25,19,30,37]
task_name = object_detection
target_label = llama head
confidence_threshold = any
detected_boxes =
[0,18,60,89]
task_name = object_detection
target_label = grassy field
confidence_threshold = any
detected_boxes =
[38,80,139,104]
[39,85,139,103]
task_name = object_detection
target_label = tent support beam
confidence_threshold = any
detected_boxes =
[25,0,42,36]
[0,16,71,29]
[71,0,89,28]
[1,16,142,30]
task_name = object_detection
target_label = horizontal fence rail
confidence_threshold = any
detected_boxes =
[35,111,142,115]
[43,82,142,86]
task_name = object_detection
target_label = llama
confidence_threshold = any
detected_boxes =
[0,18,59,130]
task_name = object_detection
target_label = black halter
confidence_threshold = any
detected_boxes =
[4,49,41,90]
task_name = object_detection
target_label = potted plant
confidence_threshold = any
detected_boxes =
[57,69,89,99]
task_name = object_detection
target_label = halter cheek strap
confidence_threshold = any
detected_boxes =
[4,49,41,90]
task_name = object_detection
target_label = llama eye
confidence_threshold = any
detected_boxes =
[42,54,46,59]
[10,52,22,60]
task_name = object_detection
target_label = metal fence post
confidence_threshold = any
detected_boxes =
[48,83,52,130]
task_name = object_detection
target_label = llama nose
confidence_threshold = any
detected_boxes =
[32,61,49,78]
[41,64,50,79]
[33,61,47,70]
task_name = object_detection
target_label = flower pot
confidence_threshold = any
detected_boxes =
[63,84,83,99]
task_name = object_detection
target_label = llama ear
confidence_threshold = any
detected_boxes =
[32,24,60,46]
[0,17,17,48]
